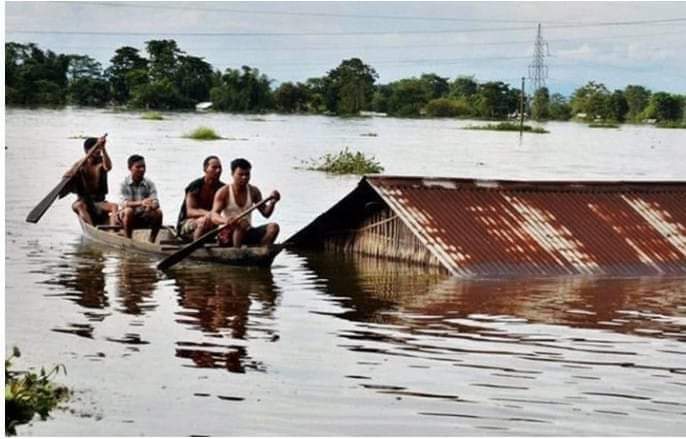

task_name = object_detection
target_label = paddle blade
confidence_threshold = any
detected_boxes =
[26,177,72,223]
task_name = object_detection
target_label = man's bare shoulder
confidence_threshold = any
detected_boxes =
[249,184,262,201]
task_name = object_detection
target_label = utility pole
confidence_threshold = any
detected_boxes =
[528,23,549,94]
[519,77,525,136]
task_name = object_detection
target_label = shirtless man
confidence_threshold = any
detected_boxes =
[67,135,118,226]
[176,155,225,241]
[210,158,280,247]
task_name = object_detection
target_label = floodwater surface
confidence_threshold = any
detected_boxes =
[5,108,686,435]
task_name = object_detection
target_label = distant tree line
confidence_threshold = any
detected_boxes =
[6,40,685,123]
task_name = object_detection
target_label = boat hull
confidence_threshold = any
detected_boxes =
[79,220,283,267]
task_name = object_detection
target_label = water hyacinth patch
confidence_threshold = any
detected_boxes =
[464,122,549,133]
[5,347,70,435]
[303,147,384,175]
[184,126,223,140]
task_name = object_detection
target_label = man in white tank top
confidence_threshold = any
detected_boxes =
[210,158,281,247]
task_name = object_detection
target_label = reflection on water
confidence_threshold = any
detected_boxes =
[6,109,686,435]
[170,266,278,373]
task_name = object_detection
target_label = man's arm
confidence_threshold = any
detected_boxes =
[100,144,112,172]
[210,186,229,225]
[185,191,211,218]
[142,180,160,210]
[120,181,144,208]
[255,186,280,218]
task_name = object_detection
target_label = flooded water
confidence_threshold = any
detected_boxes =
[5,108,686,435]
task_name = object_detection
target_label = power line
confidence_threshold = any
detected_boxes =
[25,29,686,53]
[7,17,686,38]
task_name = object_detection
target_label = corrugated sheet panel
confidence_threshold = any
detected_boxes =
[367,176,686,277]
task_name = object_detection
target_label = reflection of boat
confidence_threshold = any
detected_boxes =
[79,218,284,267]
[169,266,278,372]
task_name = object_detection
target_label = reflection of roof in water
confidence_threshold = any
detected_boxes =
[302,251,686,340]
[289,176,686,278]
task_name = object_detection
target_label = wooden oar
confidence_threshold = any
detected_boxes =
[157,196,274,270]
[26,134,107,223]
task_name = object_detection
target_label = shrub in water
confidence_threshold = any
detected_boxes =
[141,111,164,120]
[184,126,222,140]
[465,122,548,133]
[5,347,69,435]
[304,147,384,175]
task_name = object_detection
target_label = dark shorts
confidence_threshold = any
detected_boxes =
[218,224,269,247]
[116,207,160,227]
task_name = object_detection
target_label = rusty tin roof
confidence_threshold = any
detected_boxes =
[290,176,686,278]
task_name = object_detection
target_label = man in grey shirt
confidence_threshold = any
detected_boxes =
[117,154,163,242]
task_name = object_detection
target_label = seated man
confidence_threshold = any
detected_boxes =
[176,155,225,241]
[67,136,118,225]
[117,154,163,242]
[210,158,280,247]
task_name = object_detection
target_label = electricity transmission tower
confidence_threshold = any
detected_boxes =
[528,23,549,93]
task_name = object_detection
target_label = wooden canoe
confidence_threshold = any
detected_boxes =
[79,219,284,267]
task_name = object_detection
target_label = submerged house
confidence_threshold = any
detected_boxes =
[286,176,686,278]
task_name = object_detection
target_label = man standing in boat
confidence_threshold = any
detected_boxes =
[117,154,163,243]
[176,155,225,241]
[210,158,280,247]
[66,135,118,226]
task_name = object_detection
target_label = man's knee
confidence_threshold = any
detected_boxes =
[72,200,86,213]
[267,223,280,236]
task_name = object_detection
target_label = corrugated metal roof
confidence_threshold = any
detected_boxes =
[365,176,686,277]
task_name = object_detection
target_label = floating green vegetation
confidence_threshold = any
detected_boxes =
[184,126,222,140]
[5,347,70,436]
[141,111,164,120]
[589,122,620,128]
[464,122,549,134]
[656,121,686,129]
[303,147,384,175]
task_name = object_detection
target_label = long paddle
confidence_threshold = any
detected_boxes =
[157,196,274,270]
[26,134,107,223]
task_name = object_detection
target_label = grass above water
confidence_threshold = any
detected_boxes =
[656,121,686,129]
[589,122,620,128]
[303,147,384,175]
[5,347,69,435]
[464,122,549,134]
[141,111,164,120]
[183,126,223,140]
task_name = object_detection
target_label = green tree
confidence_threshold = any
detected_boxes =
[325,58,378,114]
[450,76,478,99]
[420,73,450,100]
[571,81,611,120]
[474,81,518,119]
[66,55,111,106]
[105,46,148,104]
[210,66,273,112]
[5,42,69,106]
[531,87,550,121]
[146,39,182,82]
[549,93,572,121]
[273,81,310,113]
[623,85,651,122]
[608,89,628,122]
[424,98,470,118]
[642,92,684,121]
[175,55,214,103]
[385,78,429,116]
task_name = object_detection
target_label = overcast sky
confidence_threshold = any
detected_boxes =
[5,1,686,95]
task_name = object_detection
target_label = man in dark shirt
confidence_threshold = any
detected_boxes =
[67,136,118,225]
[177,156,225,241]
